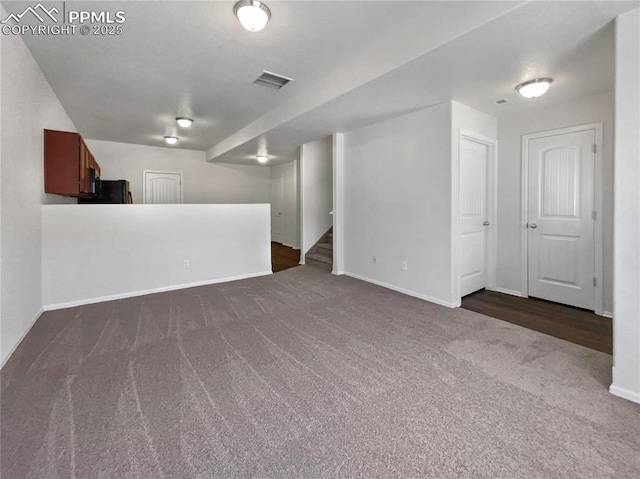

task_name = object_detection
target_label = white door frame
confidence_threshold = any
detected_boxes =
[269,174,285,243]
[142,170,184,204]
[520,122,603,315]
[455,129,498,303]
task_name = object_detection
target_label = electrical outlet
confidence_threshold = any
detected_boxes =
[372,256,377,264]
[401,261,408,271]
[183,260,190,269]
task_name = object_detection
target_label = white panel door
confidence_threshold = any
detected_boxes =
[269,176,284,243]
[527,130,595,309]
[143,171,182,204]
[460,138,489,296]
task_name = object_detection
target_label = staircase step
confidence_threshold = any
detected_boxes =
[307,259,333,271]
[306,252,332,265]
[306,257,332,271]
[317,242,333,252]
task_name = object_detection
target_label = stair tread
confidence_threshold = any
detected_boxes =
[317,242,333,250]
[306,252,333,265]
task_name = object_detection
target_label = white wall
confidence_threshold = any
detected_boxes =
[300,136,333,257]
[344,103,456,306]
[85,139,270,205]
[332,133,345,274]
[611,8,640,404]
[42,204,271,308]
[451,102,498,301]
[269,160,299,248]
[496,92,615,314]
[0,23,76,366]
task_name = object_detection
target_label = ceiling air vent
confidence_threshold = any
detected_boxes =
[253,70,294,90]
[493,98,513,105]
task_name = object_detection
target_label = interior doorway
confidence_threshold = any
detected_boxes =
[143,170,183,204]
[269,175,284,243]
[521,123,603,313]
[458,130,497,298]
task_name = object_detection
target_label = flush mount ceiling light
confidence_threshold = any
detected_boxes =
[516,78,552,98]
[234,0,271,32]
[164,136,179,145]
[256,155,268,164]
[176,117,193,128]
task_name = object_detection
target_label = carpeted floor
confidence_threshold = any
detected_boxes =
[2,266,639,478]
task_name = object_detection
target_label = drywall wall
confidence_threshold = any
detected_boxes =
[84,139,270,204]
[343,103,455,306]
[300,137,333,258]
[42,204,271,308]
[269,160,299,248]
[332,133,345,274]
[611,8,640,404]
[451,102,498,301]
[0,24,76,366]
[496,92,615,314]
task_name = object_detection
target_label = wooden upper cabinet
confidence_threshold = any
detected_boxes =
[44,130,100,197]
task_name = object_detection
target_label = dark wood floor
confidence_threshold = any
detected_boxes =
[461,290,612,354]
[271,242,301,273]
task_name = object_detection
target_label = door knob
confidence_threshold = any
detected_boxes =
[483,221,490,226]
[529,223,538,229]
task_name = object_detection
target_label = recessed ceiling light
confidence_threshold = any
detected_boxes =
[256,155,268,164]
[234,0,271,32]
[516,78,552,98]
[176,117,193,128]
[164,136,178,145]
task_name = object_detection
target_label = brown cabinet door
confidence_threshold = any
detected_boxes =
[44,130,81,195]
[44,130,101,197]
[79,139,91,194]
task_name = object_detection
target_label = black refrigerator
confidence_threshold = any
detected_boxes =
[78,180,132,204]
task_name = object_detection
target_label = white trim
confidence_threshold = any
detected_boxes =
[268,174,285,243]
[488,287,523,297]
[332,270,345,276]
[282,243,299,250]
[609,384,640,404]
[142,170,184,204]
[520,123,604,314]
[332,133,345,275]
[457,129,498,301]
[593,124,604,316]
[298,147,306,264]
[602,311,613,319]
[42,271,273,311]
[344,272,460,308]
[1,308,43,369]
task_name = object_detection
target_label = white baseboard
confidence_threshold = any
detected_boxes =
[602,311,613,319]
[42,271,273,311]
[1,307,43,369]
[332,270,345,276]
[344,272,459,308]
[610,384,640,404]
[488,287,523,297]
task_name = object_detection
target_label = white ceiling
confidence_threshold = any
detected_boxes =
[7,0,639,166]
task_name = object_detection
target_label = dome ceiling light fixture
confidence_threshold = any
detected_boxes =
[516,78,553,99]
[256,155,268,164]
[164,136,179,145]
[234,0,271,32]
[176,117,193,128]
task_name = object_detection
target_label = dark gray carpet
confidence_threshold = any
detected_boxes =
[2,266,639,478]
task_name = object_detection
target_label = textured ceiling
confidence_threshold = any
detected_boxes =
[6,0,639,165]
